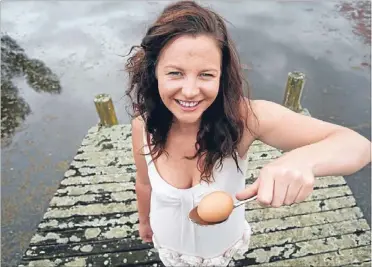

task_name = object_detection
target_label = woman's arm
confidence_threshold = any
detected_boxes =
[237,99,371,207]
[131,117,152,224]
[249,99,371,177]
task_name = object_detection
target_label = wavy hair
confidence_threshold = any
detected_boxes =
[125,0,255,183]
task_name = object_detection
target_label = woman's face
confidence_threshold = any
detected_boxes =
[155,34,221,125]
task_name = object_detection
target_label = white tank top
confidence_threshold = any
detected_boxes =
[142,128,252,266]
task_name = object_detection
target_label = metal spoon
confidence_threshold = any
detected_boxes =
[189,195,258,226]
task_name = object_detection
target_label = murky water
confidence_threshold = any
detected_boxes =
[1,1,370,266]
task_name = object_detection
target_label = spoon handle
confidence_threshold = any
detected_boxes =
[233,195,257,208]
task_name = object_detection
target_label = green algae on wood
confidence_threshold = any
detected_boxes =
[283,71,306,112]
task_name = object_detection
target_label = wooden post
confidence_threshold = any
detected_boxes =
[283,71,306,112]
[94,94,118,126]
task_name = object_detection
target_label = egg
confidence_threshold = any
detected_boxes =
[196,191,234,223]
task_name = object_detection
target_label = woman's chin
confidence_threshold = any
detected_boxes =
[172,112,202,126]
[176,117,201,125]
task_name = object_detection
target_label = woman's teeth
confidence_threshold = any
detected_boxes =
[177,100,199,107]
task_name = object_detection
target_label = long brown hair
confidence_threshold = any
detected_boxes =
[125,0,254,182]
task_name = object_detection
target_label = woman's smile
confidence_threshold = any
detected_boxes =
[175,99,203,111]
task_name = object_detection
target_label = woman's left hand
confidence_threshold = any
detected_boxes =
[236,161,315,207]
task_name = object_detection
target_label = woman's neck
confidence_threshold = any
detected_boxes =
[171,120,200,136]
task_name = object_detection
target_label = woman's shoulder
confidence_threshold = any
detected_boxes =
[240,97,276,118]
[131,115,146,151]
[131,114,145,133]
[237,98,284,156]
[239,97,288,134]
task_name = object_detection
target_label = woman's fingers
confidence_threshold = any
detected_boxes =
[271,179,289,207]
[294,175,314,203]
[283,172,304,205]
[257,170,274,206]
[236,178,259,200]
[257,166,315,207]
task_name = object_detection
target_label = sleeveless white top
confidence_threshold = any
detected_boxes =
[142,128,252,266]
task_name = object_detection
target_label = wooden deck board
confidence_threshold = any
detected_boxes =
[19,124,371,266]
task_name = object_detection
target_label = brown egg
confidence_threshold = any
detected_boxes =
[197,191,234,223]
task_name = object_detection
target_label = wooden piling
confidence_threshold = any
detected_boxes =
[283,71,306,112]
[94,94,118,127]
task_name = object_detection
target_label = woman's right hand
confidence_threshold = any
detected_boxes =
[139,220,153,243]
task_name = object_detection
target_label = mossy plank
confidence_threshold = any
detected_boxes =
[239,245,371,267]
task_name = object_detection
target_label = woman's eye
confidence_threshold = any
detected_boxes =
[168,71,182,76]
[200,73,213,77]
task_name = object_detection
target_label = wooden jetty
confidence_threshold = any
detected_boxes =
[18,72,371,266]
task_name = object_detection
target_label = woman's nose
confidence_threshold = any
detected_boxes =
[182,78,200,99]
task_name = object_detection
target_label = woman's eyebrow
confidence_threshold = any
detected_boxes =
[200,68,219,72]
[164,65,219,72]
[164,65,184,70]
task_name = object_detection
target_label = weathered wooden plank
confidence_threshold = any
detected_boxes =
[56,177,347,198]
[247,196,356,222]
[80,125,269,150]
[38,200,363,234]
[29,216,369,254]
[33,214,368,250]
[72,150,134,168]
[45,192,353,221]
[249,207,364,234]
[62,165,131,177]
[81,125,131,146]
[238,245,371,267]
[247,144,277,153]
[29,226,140,247]
[21,232,370,267]
[246,159,276,170]
[19,257,89,267]
[38,213,138,232]
[36,212,363,247]
[59,169,346,191]
[55,183,134,197]
[79,141,132,153]
[58,168,347,196]
[66,161,348,184]
[240,231,370,265]
[43,202,138,219]
[32,212,369,262]
[19,248,162,267]
[50,191,135,207]
[78,136,275,154]
[50,185,352,209]
[343,261,372,267]
[23,237,151,261]
[72,148,281,169]
[245,185,352,210]
[312,176,347,188]
[79,135,132,152]
[250,219,370,249]
[246,150,282,161]
[60,173,135,186]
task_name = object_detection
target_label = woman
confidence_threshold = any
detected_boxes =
[125,1,371,266]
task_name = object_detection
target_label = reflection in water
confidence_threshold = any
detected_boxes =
[1,34,62,147]
[338,1,371,46]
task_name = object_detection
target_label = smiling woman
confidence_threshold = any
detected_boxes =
[123,1,371,266]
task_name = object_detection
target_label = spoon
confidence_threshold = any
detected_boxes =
[189,195,257,226]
